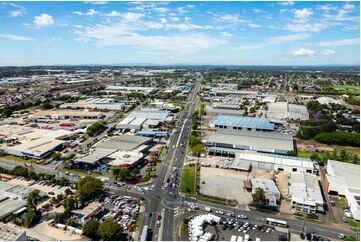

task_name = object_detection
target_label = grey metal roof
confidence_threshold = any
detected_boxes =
[96,135,152,151]
[127,109,170,122]
[210,115,274,130]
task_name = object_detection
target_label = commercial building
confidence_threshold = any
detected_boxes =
[0,125,75,159]
[31,110,105,120]
[251,178,280,206]
[0,181,33,221]
[209,115,275,132]
[127,109,171,123]
[117,117,147,131]
[238,152,315,174]
[316,97,342,105]
[266,102,309,121]
[207,130,294,156]
[325,160,360,220]
[75,135,152,169]
[289,173,324,214]
[137,129,169,138]
[0,223,26,241]
[105,86,156,95]
[60,98,126,111]
[107,151,144,168]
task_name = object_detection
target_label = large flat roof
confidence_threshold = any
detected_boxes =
[127,109,171,122]
[210,115,274,130]
[327,160,360,190]
[290,173,323,206]
[33,110,103,117]
[207,130,293,151]
[95,135,152,151]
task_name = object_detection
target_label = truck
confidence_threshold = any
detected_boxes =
[140,225,148,241]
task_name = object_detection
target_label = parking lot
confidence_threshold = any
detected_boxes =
[199,167,272,205]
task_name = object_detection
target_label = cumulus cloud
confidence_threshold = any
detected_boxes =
[104,11,121,17]
[278,1,294,6]
[9,10,25,17]
[73,9,98,16]
[83,1,107,5]
[291,48,315,57]
[0,33,34,41]
[313,38,359,46]
[293,8,313,22]
[323,49,336,55]
[216,14,250,24]
[33,13,54,26]
[248,23,261,28]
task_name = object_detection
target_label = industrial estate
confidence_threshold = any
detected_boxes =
[0,0,360,242]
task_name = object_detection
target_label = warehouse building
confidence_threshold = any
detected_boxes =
[238,152,315,174]
[75,135,152,169]
[0,223,26,241]
[207,130,294,156]
[325,160,360,220]
[116,117,147,131]
[0,181,33,222]
[316,97,342,105]
[31,110,105,120]
[105,86,156,95]
[266,102,309,121]
[209,115,275,131]
[60,98,126,111]
[251,178,280,206]
[289,173,324,214]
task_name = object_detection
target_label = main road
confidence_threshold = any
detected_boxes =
[141,73,202,240]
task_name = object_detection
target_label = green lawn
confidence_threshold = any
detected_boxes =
[2,155,35,164]
[333,146,360,157]
[158,146,166,162]
[135,212,144,230]
[334,85,360,95]
[298,145,360,164]
[347,219,360,231]
[180,164,197,194]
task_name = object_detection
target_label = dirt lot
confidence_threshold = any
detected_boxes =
[296,139,334,152]
[199,167,272,205]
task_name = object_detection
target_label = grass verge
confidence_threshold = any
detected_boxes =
[180,164,197,194]
[339,197,349,209]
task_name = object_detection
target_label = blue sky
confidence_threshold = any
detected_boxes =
[0,1,359,66]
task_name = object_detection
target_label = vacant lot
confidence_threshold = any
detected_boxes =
[199,167,272,205]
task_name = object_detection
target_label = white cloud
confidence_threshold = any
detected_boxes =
[170,17,180,22]
[9,10,25,17]
[253,9,265,14]
[343,3,355,10]
[313,38,359,46]
[0,33,34,41]
[164,23,213,31]
[317,4,336,12]
[323,49,336,55]
[293,8,313,22]
[104,11,121,17]
[216,14,250,24]
[269,33,311,44]
[153,7,169,13]
[123,12,144,22]
[73,9,98,16]
[248,23,261,28]
[291,48,315,57]
[160,18,167,24]
[278,1,294,6]
[284,23,328,32]
[33,13,54,26]
[83,1,107,5]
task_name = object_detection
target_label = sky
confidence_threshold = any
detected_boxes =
[0,1,359,66]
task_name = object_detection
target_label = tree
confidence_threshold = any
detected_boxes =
[112,167,121,180]
[27,190,40,210]
[63,196,77,211]
[12,166,29,177]
[252,188,267,209]
[77,176,103,201]
[83,220,100,240]
[23,210,41,228]
[131,168,140,178]
[97,219,122,241]
[53,212,67,224]
[119,168,130,181]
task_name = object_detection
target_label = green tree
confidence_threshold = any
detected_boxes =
[131,168,140,178]
[27,190,40,210]
[63,196,76,211]
[252,188,267,209]
[119,168,130,181]
[83,220,100,240]
[97,220,122,241]
[23,210,41,228]
[112,167,121,180]
[77,176,103,201]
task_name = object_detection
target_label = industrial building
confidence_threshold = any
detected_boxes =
[0,223,26,241]
[0,181,33,221]
[238,152,315,174]
[0,125,75,159]
[251,178,280,206]
[289,173,324,214]
[209,115,275,131]
[75,135,152,169]
[316,97,342,105]
[207,130,294,156]
[206,102,245,116]
[105,86,156,95]
[266,102,309,121]
[31,110,105,120]
[325,160,360,220]
[116,109,171,131]
[60,98,126,111]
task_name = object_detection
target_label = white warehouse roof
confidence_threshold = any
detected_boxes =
[267,102,309,121]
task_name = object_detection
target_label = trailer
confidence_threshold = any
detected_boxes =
[140,225,148,241]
